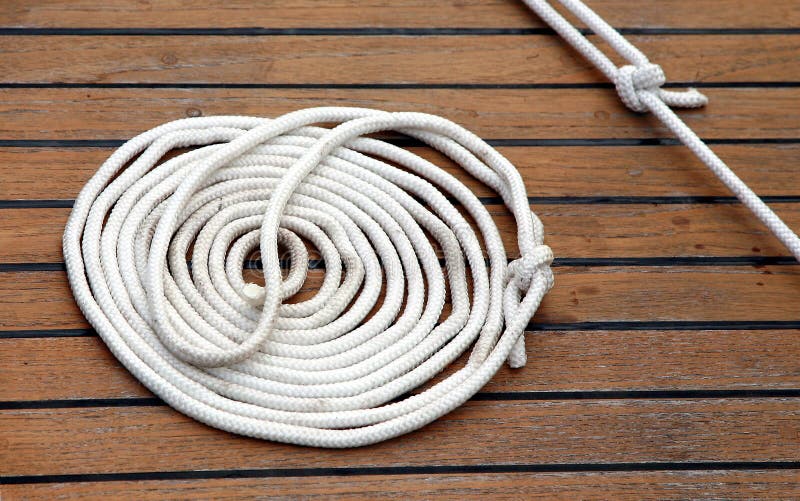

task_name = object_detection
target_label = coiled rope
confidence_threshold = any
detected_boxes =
[64,108,553,447]
[64,1,800,448]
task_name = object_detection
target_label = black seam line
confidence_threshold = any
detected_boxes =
[2,82,799,89]
[3,255,797,274]
[477,390,800,400]
[4,320,799,340]
[500,195,800,204]
[4,389,800,412]
[2,462,799,485]
[0,200,75,208]
[251,256,800,268]
[528,320,800,331]
[1,27,799,36]
[0,329,93,338]
[0,398,164,409]
[5,195,800,210]
[1,138,798,149]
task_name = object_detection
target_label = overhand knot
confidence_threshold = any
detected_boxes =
[614,63,708,113]
[507,244,554,294]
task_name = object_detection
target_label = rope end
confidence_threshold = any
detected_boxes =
[507,334,527,368]
[242,283,265,305]
[686,88,709,107]
[659,87,709,109]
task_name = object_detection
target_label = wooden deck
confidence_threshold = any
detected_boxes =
[1,1,799,498]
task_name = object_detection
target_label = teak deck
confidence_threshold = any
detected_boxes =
[1,1,799,499]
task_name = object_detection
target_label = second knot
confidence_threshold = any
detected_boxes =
[507,244,554,293]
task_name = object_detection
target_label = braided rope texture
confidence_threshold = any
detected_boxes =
[63,108,554,447]
[524,0,800,262]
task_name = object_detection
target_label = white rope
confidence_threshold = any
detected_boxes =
[523,0,800,261]
[63,108,553,447]
[63,1,800,448]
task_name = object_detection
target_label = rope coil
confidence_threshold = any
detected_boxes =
[64,108,553,447]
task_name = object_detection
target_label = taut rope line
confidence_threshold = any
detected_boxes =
[524,0,800,261]
[63,1,799,447]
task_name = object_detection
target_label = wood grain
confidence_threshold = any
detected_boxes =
[2,88,797,141]
[2,266,799,330]
[4,470,800,500]
[4,328,800,402]
[2,35,798,84]
[4,203,800,263]
[2,145,798,200]
[2,0,799,29]
[3,399,798,476]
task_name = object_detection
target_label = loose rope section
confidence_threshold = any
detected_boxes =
[63,108,554,447]
[523,0,800,262]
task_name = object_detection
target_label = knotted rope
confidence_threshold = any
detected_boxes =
[524,0,800,261]
[64,1,800,447]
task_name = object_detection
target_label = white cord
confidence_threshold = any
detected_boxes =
[523,0,800,261]
[64,1,800,448]
[63,108,553,447]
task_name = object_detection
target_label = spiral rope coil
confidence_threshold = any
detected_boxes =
[63,108,554,447]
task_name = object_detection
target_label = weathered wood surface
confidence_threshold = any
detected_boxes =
[1,0,798,29]
[2,267,799,331]
[2,89,798,141]
[4,203,800,263]
[1,0,798,498]
[2,145,798,200]
[3,35,799,84]
[3,470,798,501]
[3,328,800,402]
[3,399,799,476]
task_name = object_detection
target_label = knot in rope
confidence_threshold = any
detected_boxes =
[614,63,665,112]
[507,244,554,292]
[614,63,708,113]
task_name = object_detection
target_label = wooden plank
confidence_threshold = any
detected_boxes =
[4,203,800,264]
[5,470,800,500]
[1,88,797,141]
[0,209,67,263]
[1,336,144,400]
[4,89,798,145]
[2,399,798,475]
[2,266,799,330]
[3,328,800,402]
[2,145,798,201]
[2,35,798,84]
[2,0,798,29]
